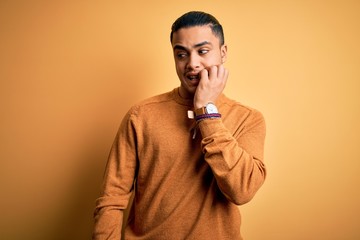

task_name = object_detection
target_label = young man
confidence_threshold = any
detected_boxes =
[93,11,266,240]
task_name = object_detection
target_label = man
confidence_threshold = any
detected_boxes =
[93,11,266,240]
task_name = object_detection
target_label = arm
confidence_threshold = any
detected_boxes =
[194,64,266,205]
[198,110,266,205]
[93,110,138,239]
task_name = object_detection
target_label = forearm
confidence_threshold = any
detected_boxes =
[92,171,134,239]
[93,110,138,239]
[198,115,266,205]
[93,201,124,240]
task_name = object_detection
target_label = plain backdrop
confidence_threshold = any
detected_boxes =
[1,0,359,239]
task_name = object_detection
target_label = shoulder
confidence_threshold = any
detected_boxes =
[219,95,266,135]
[126,89,176,117]
[220,95,264,120]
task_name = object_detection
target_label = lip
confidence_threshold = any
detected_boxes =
[184,72,200,86]
[185,79,200,88]
[185,72,200,80]
[186,71,200,76]
[188,78,199,84]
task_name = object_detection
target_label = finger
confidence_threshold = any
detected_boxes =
[200,68,209,82]
[208,65,218,81]
[217,65,225,79]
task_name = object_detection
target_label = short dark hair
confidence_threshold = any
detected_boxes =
[170,11,225,45]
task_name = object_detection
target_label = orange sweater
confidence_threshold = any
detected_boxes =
[93,88,266,240]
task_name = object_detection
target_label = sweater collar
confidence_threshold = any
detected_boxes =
[172,87,193,106]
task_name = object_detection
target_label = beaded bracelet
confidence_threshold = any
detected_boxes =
[195,113,222,122]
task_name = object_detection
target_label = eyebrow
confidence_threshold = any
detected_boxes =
[194,41,211,48]
[173,41,212,51]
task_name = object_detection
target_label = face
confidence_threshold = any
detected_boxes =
[171,25,227,98]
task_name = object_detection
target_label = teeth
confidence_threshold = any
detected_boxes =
[188,75,198,80]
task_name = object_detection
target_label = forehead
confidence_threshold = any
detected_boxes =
[171,25,220,47]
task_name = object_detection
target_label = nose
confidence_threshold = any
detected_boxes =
[187,53,201,70]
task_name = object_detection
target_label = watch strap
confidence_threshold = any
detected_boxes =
[194,107,207,116]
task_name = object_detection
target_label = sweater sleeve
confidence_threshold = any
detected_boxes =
[198,109,266,205]
[92,110,138,239]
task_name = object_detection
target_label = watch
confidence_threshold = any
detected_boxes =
[195,102,219,116]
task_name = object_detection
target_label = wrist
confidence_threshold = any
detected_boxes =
[194,102,219,116]
[194,103,205,110]
[195,113,221,122]
[194,99,212,110]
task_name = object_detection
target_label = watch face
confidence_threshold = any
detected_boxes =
[206,103,218,114]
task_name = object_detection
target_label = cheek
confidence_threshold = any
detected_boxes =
[208,52,223,64]
[175,65,183,77]
[202,56,218,68]
[175,62,185,74]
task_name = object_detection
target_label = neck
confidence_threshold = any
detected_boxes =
[179,87,194,100]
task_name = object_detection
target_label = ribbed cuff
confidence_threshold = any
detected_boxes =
[197,118,224,137]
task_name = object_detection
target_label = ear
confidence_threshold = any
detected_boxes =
[220,44,228,63]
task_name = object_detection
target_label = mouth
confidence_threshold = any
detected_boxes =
[186,73,200,82]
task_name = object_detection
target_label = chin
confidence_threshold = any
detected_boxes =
[186,84,197,93]
[179,85,196,98]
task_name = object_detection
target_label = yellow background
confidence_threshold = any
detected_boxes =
[1,0,359,239]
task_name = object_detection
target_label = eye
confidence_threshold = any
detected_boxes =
[176,52,188,59]
[199,49,209,55]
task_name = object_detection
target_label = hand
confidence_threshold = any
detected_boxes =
[193,65,229,109]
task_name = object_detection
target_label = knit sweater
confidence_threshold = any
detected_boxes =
[93,88,266,240]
